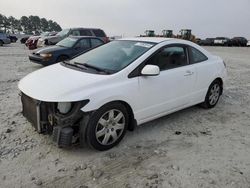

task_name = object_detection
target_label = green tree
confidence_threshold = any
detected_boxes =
[29,15,41,33]
[0,14,61,34]
[40,18,48,31]
[20,16,30,33]
[8,16,19,33]
[0,15,10,32]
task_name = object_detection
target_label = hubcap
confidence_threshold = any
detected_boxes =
[209,84,220,105]
[95,109,125,145]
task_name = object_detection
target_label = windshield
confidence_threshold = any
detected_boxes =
[71,40,155,73]
[56,29,70,37]
[56,37,77,48]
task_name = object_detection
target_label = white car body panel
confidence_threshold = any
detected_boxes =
[18,37,227,125]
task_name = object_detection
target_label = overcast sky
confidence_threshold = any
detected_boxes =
[1,0,250,38]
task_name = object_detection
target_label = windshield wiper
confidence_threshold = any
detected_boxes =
[74,62,111,74]
[62,60,87,70]
[56,44,68,48]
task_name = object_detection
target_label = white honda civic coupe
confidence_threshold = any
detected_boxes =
[19,37,227,151]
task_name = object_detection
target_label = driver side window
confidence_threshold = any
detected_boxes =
[146,46,188,71]
[71,30,81,36]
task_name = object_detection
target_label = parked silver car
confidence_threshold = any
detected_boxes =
[37,28,109,47]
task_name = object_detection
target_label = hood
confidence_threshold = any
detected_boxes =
[33,45,67,54]
[18,64,109,102]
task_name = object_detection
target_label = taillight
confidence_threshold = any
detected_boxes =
[104,37,110,43]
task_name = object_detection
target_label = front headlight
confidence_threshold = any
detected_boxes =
[57,102,72,114]
[40,53,52,58]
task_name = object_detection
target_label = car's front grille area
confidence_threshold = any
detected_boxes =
[21,93,39,131]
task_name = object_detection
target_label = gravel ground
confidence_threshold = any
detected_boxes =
[0,43,250,188]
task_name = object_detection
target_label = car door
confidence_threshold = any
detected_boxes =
[188,46,217,104]
[136,45,196,122]
[71,38,91,56]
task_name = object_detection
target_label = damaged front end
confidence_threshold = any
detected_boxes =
[21,93,89,147]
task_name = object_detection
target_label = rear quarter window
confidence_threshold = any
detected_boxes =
[92,29,106,37]
[190,47,208,63]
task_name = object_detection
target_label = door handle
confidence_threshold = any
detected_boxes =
[184,70,194,76]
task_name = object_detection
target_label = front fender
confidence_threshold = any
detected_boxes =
[80,95,135,113]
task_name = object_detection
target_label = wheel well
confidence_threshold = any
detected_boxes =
[214,77,223,94]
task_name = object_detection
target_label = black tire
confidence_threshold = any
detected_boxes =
[56,55,69,63]
[0,40,3,46]
[86,102,129,151]
[200,80,222,109]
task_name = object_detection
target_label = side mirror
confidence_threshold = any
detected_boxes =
[141,65,160,76]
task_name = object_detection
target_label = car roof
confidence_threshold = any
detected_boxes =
[68,36,103,40]
[118,37,175,43]
[66,28,103,30]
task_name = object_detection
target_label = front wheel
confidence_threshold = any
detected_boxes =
[86,102,128,151]
[201,80,222,109]
[0,40,3,46]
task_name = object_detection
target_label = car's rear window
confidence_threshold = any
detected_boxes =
[92,29,106,37]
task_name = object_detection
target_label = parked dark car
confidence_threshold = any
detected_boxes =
[7,35,18,42]
[25,32,57,50]
[214,37,232,46]
[29,36,104,66]
[0,32,11,46]
[198,38,215,46]
[37,28,109,47]
[231,37,248,47]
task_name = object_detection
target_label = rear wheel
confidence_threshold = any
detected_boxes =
[201,80,222,109]
[86,102,128,151]
[0,40,3,46]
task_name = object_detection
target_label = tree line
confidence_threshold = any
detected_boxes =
[0,14,62,34]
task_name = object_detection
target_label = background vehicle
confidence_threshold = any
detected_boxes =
[29,36,104,66]
[19,37,226,151]
[247,41,250,47]
[231,37,248,46]
[140,30,156,37]
[214,37,232,46]
[37,28,108,47]
[7,35,18,43]
[20,36,30,44]
[177,29,196,42]
[25,32,57,50]
[161,30,175,38]
[198,38,215,46]
[0,32,11,46]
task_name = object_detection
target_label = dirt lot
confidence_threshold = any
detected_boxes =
[0,43,250,188]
